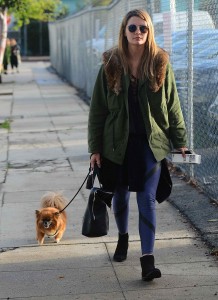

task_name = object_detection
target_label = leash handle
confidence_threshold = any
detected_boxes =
[59,170,91,213]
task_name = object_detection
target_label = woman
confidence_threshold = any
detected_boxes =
[3,38,11,74]
[88,9,187,281]
[10,39,21,73]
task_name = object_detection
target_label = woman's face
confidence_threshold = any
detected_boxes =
[125,16,148,47]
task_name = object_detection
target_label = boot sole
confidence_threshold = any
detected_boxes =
[113,255,127,262]
[142,269,161,281]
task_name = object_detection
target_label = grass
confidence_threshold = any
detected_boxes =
[0,119,11,130]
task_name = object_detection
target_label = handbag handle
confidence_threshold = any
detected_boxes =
[86,164,102,189]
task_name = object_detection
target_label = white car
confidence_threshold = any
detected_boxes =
[207,94,218,143]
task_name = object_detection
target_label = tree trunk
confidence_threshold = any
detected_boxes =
[0,8,8,83]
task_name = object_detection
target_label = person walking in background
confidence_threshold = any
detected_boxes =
[10,38,21,73]
[3,38,11,74]
[88,9,187,281]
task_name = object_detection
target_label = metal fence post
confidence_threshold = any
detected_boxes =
[188,0,194,178]
[147,0,153,17]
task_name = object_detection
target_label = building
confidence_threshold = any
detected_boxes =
[62,0,79,14]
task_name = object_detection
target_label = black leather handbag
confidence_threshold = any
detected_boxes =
[82,165,114,237]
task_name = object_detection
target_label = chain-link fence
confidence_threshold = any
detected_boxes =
[49,0,218,201]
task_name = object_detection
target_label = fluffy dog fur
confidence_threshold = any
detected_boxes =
[35,192,67,245]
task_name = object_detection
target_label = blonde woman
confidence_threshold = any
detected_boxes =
[10,39,21,73]
[88,9,187,281]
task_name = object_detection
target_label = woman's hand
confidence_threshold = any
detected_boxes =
[90,153,101,169]
[176,147,188,158]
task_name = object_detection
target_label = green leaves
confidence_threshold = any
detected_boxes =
[0,0,27,11]
[0,119,11,130]
[0,0,67,27]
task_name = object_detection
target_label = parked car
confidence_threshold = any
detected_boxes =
[162,29,218,108]
[85,26,114,58]
[207,94,218,143]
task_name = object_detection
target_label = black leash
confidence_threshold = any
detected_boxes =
[60,162,161,213]
[59,170,91,213]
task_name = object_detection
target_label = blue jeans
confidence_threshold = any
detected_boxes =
[112,146,161,255]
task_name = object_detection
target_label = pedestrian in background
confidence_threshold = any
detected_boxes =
[10,38,21,73]
[88,9,187,281]
[3,38,11,74]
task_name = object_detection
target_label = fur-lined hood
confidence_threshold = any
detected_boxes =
[102,47,169,95]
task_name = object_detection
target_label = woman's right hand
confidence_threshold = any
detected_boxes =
[90,153,101,169]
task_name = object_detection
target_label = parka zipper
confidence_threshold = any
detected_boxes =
[111,111,118,151]
[113,123,115,151]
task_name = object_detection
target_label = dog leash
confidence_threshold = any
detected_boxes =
[59,170,91,213]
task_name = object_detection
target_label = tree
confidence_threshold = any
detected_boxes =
[0,0,68,82]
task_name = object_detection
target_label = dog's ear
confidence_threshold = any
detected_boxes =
[54,212,60,218]
[35,210,40,216]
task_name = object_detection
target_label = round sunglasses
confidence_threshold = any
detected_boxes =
[128,24,149,34]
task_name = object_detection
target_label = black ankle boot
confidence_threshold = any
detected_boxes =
[140,255,161,281]
[113,233,129,262]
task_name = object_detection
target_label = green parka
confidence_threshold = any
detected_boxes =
[88,48,187,165]
[3,45,11,66]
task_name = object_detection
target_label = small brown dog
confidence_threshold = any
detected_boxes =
[35,192,67,245]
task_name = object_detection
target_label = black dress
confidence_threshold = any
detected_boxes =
[101,74,148,191]
[11,45,20,68]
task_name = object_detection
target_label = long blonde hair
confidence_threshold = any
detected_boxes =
[118,9,159,82]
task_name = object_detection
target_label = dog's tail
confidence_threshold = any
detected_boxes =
[40,192,67,211]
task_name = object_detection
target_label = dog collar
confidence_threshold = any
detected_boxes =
[47,228,59,237]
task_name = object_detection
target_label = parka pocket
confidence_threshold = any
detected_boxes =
[107,90,123,111]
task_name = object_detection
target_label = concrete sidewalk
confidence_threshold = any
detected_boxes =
[0,61,217,300]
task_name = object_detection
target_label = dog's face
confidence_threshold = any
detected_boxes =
[35,208,60,233]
